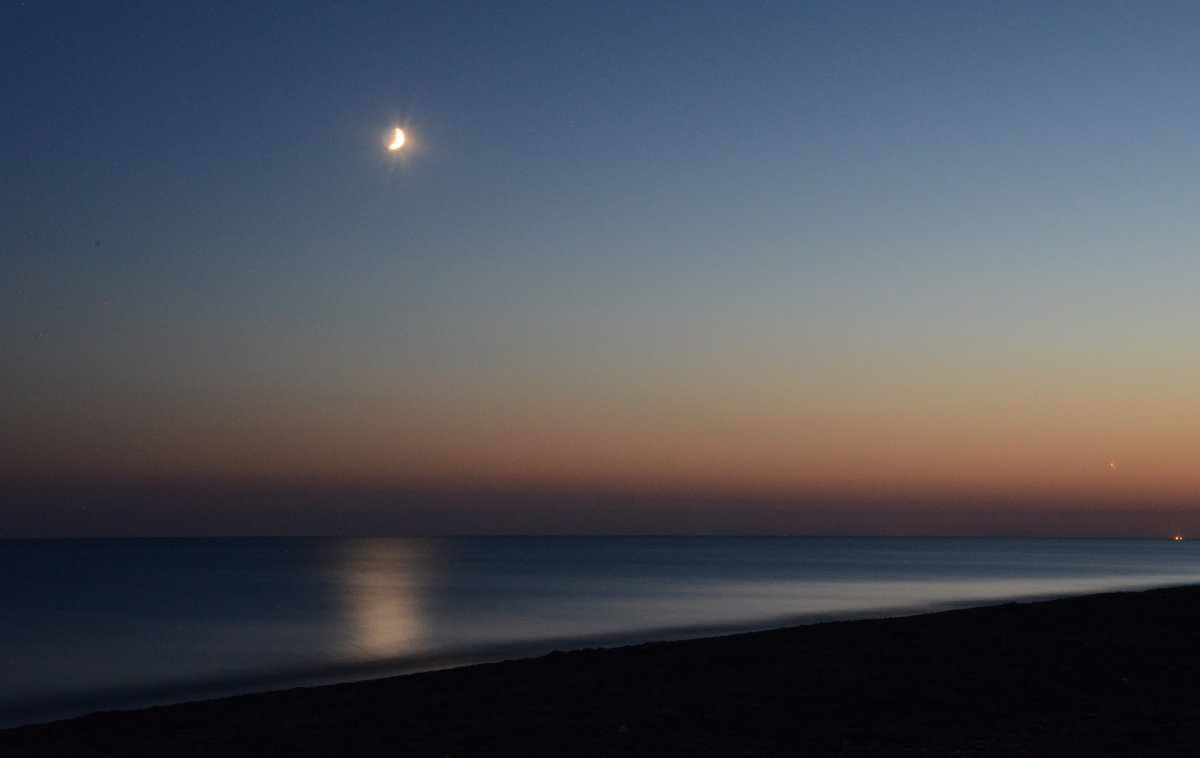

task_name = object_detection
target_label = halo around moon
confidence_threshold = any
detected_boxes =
[387,128,405,150]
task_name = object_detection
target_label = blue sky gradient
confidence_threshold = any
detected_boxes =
[5,2,1200,535]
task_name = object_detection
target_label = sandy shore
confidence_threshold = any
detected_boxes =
[3,585,1200,756]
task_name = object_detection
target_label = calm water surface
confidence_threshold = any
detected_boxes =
[3,536,1199,727]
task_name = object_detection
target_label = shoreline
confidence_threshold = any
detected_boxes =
[6,580,1184,731]
[5,584,1200,756]
[0,598,995,730]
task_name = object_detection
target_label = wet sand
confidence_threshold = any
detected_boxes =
[3,585,1200,756]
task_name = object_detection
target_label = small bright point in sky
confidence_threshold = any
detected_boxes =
[387,128,405,150]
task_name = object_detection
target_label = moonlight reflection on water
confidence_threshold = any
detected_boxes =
[336,540,429,659]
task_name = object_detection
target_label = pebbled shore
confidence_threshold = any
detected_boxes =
[4,585,1200,756]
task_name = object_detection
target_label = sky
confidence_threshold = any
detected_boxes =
[4,1,1200,537]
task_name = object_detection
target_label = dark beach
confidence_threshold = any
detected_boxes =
[3,585,1200,757]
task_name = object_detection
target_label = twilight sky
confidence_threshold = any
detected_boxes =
[5,2,1200,536]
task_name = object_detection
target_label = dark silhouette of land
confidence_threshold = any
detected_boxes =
[4,585,1200,756]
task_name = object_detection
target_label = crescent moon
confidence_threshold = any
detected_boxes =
[387,128,405,150]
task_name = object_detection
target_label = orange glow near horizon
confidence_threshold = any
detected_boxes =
[9,385,1200,510]
[6,322,1200,519]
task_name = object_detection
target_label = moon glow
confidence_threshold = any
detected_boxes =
[387,128,405,150]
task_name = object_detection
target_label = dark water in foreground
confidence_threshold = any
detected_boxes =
[3,536,1199,727]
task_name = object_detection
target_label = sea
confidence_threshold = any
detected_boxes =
[3,536,1200,728]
